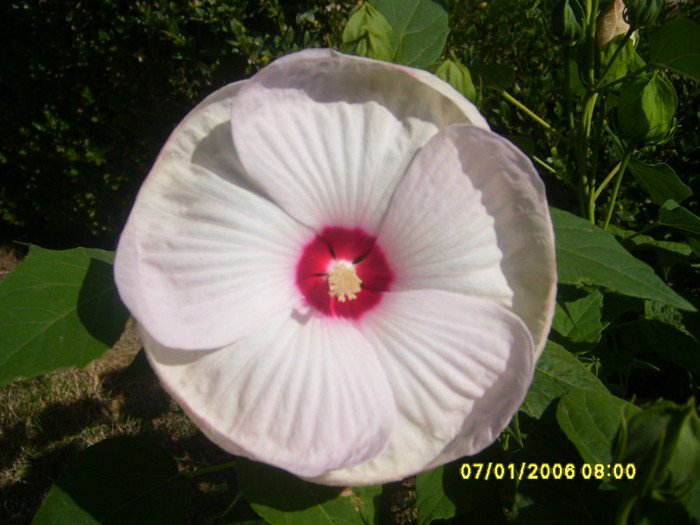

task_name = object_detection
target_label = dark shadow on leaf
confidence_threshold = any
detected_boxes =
[47,436,191,524]
[235,457,341,511]
[439,444,510,523]
[76,258,130,348]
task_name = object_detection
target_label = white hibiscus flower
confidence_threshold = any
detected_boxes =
[114,49,556,486]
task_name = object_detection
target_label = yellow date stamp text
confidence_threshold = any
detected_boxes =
[459,462,637,481]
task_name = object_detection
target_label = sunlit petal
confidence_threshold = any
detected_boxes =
[142,310,396,477]
[378,124,556,353]
[312,289,534,485]
[230,49,487,233]
[115,83,311,350]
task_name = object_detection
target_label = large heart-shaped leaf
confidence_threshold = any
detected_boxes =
[650,18,700,82]
[373,0,449,67]
[236,458,381,525]
[32,437,191,524]
[0,246,129,386]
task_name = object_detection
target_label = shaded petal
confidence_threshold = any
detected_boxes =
[377,124,556,354]
[231,49,487,233]
[142,311,396,478]
[115,82,312,350]
[311,289,534,486]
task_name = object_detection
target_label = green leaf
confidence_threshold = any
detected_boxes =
[599,35,644,85]
[556,389,640,465]
[416,466,456,524]
[552,289,605,345]
[372,0,449,67]
[611,226,691,278]
[616,319,700,375]
[658,199,700,234]
[0,246,130,386]
[550,207,694,311]
[650,18,700,81]
[521,341,608,419]
[340,4,394,62]
[628,158,692,205]
[236,458,381,525]
[614,398,700,501]
[681,478,700,522]
[686,233,700,258]
[32,437,191,525]
[218,493,268,525]
[415,445,507,525]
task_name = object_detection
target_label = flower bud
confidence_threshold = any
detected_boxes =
[435,58,477,103]
[623,0,662,29]
[616,71,677,144]
[550,0,586,46]
[597,0,630,48]
[613,398,700,501]
[340,4,394,62]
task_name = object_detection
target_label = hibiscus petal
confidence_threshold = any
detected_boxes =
[377,124,556,353]
[230,48,487,233]
[115,82,312,350]
[141,311,396,478]
[311,289,534,486]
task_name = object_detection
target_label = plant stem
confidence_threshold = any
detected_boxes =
[575,92,599,219]
[603,147,633,229]
[593,161,621,201]
[615,495,637,525]
[184,460,238,478]
[587,97,607,221]
[564,47,575,131]
[497,89,567,143]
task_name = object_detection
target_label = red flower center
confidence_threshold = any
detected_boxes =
[296,227,393,319]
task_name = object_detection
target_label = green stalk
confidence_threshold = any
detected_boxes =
[497,89,567,143]
[593,161,621,201]
[615,495,638,525]
[574,0,601,220]
[587,101,606,221]
[603,147,633,229]
[575,92,599,219]
[564,47,575,131]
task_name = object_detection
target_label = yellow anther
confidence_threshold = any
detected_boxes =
[328,261,362,302]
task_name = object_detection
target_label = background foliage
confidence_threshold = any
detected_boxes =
[1,0,352,248]
[1,0,699,524]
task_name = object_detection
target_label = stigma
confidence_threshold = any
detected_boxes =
[327,260,363,302]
